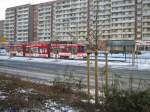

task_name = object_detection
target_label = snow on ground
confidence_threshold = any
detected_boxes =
[44,100,78,112]
[0,51,150,71]
[0,91,7,100]
[16,88,34,94]
[0,95,6,100]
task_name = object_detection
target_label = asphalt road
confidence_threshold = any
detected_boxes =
[0,60,149,89]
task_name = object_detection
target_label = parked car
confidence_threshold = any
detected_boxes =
[0,48,7,55]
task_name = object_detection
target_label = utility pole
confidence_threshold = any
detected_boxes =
[132,0,137,66]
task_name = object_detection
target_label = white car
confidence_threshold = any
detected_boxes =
[0,48,7,56]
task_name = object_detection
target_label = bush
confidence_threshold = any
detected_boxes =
[104,89,150,112]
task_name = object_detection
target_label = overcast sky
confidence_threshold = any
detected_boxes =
[0,0,54,20]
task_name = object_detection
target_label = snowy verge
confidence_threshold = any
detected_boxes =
[0,55,150,71]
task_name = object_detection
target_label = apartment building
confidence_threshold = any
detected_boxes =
[33,5,38,41]
[4,7,16,42]
[5,3,53,43]
[91,0,147,50]
[16,4,34,42]
[0,20,4,39]
[142,0,150,41]
[110,0,135,40]
[4,0,150,45]
[4,4,33,43]
[92,0,111,41]
[94,0,150,42]
[93,0,139,41]
[53,0,89,43]
[35,2,53,42]
[53,0,150,43]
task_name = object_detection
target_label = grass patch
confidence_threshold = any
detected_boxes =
[103,89,150,112]
[0,73,149,112]
[0,74,88,111]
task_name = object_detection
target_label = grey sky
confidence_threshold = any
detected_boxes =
[0,0,53,20]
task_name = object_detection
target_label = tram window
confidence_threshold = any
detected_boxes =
[80,46,86,52]
[65,48,69,52]
[83,46,86,52]
[60,47,68,52]
[52,48,59,54]
[39,48,42,54]
[26,48,30,53]
[59,48,63,52]
[43,48,47,53]
[78,46,84,52]
[38,48,47,54]
[70,48,77,54]
[26,48,33,53]
[16,48,22,53]
[31,48,38,53]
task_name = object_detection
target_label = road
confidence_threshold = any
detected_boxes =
[0,59,149,90]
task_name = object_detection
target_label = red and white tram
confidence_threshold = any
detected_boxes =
[10,42,87,59]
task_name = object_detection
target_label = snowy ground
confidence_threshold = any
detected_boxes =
[0,51,150,71]
[0,75,80,112]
